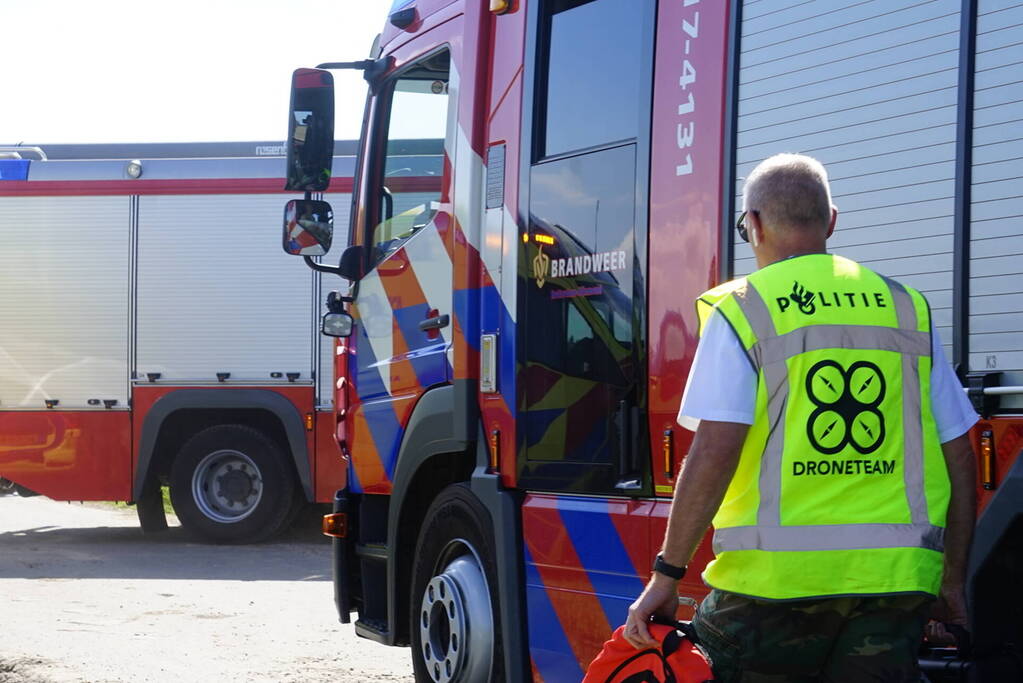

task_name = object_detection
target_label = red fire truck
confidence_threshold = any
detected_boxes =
[0,141,380,543]
[281,0,1023,680]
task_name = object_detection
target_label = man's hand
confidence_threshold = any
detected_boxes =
[932,582,968,625]
[927,582,969,645]
[622,420,748,650]
[623,573,679,649]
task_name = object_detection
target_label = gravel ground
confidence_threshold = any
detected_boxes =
[0,495,414,683]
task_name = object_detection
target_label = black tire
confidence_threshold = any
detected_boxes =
[169,424,297,544]
[410,484,504,683]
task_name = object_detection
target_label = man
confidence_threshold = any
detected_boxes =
[624,154,978,681]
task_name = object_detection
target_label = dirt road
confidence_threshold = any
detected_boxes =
[0,495,414,683]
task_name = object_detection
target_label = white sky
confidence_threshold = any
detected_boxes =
[0,0,392,145]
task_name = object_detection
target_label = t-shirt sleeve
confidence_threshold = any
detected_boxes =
[929,330,979,443]
[677,311,757,431]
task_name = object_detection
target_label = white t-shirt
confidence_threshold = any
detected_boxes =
[678,311,979,443]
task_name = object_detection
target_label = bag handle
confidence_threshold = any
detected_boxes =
[649,615,701,656]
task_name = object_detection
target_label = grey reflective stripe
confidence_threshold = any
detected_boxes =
[902,344,931,525]
[884,276,918,331]
[751,325,930,368]
[732,282,776,339]
[886,277,931,526]
[733,284,786,527]
[713,523,944,553]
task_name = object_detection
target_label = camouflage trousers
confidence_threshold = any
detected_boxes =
[692,589,933,682]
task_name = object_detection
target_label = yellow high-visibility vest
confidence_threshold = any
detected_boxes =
[698,253,949,600]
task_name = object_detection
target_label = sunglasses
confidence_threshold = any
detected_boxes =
[736,210,758,243]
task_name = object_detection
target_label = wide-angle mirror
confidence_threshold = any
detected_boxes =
[282,199,333,256]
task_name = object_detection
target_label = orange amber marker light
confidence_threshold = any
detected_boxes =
[490,0,510,13]
[322,512,348,538]
[662,429,674,478]
[304,413,314,431]
[489,429,500,471]
[980,429,995,490]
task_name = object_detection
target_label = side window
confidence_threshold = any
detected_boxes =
[369,49,450,262]
[540,0,645,157]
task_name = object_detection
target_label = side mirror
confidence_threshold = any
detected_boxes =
[322,312,354,338]
[338,245,367,281]
[282,199,333,256]
[285,68,335,192]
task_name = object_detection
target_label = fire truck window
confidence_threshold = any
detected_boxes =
[370,51,449,261]
[541,0,646,157]
[523,144,639,477]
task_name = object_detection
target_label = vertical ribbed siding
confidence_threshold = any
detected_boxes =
[316,192,353,408]
[135,194,314,382]
[0,196,130,408]
[969,0,1023,407]
[733,0,962,357]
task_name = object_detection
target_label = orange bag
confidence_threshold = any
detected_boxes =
[583,620,714,683]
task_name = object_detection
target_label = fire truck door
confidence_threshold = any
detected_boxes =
[518,0,653,497]
[347,48,455,492]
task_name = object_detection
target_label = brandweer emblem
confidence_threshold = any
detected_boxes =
[533,244,550,289]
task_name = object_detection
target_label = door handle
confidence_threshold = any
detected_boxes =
[418,314,449,331]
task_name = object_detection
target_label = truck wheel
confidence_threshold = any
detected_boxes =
[170,424,296,544]
[410,484,504,683]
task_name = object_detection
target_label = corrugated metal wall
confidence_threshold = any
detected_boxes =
[969,0,1023,406]
[135,194,315,382]
[0,196,130,408]
[316,192,353,408]
[733,0,962,356]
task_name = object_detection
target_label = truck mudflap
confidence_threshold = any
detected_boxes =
[329,488,354,624]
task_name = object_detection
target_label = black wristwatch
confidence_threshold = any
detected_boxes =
[653,554,687,580]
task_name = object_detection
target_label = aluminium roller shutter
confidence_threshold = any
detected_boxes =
[0,196,130,408]
[969,0,1023,408]
[733,0,962,357]
[316,192,352,408]
[135,194,314,383]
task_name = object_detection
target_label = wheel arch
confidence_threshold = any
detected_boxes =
[133,388,313,503]
[385,384,476,646]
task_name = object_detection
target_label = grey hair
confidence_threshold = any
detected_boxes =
[742,153,832,232]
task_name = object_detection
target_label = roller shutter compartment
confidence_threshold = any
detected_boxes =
[732,0,961,358]
[135,194,314,383]
[968,0,1023,410]
[0,195,129,408]
[316,191,352,408]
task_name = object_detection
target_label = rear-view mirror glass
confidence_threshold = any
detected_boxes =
[283,199,333,256]
[285,68,335,192]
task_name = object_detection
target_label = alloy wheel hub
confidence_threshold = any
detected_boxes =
[418,548,493,683]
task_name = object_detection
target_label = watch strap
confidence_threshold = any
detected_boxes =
[653,554,686,580]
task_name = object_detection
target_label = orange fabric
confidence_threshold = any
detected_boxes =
[583,622,713,683]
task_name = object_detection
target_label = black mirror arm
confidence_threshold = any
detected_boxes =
[316,57,392,92]
[301,257,357,302]
[303,255,343,276]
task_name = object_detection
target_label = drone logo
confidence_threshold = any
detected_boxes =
[805,359,886,455]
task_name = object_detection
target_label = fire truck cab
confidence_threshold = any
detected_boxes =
[283,0,1023,680]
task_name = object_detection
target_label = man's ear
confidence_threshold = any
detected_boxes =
[825,206,838,240]
[748,210,764,248]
